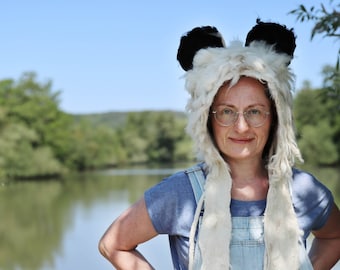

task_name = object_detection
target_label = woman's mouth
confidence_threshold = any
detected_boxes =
[229,137,254,144]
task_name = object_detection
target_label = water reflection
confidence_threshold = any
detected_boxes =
[0,180,66,270]
[0,169,174,270]
[0,166,339,270]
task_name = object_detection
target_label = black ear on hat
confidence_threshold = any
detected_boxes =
[177,26,225,71]
[245,18,296,59]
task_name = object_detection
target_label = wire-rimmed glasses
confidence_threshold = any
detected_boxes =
[211,106,270,127]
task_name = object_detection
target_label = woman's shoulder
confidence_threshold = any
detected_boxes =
[291,167,333,208]
[292,168,332,197]
[292,168,329,189]
[291,168,335,232]
[145,163,204,201]
[144,164,201,234]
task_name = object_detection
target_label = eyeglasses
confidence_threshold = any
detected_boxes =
[211,106,270,127]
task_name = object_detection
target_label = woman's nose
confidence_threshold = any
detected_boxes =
[234,113,250,132]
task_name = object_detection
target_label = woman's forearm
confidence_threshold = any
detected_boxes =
[99,245,155,270]
[309,237,340,270]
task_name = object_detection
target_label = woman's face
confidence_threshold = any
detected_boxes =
[211,77,272,163]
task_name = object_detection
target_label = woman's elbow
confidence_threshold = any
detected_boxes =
[98,236,111,260]
[98,233,121,262]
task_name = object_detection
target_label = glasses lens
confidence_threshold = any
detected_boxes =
[245,108,268,127]
[214,107,236,126]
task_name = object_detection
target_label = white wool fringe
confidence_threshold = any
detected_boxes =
[185,41,303,270]
[199,160,231,269]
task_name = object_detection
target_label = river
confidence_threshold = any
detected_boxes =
[0,164,339,270]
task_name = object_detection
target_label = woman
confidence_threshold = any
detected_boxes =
[98,21,340,270]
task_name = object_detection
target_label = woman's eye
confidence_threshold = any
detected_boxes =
[222,109,234,115]
[248,109,261,115]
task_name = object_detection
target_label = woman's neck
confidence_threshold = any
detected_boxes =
[227,158,269,201]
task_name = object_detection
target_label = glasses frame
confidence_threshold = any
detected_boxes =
[211,108,270,128]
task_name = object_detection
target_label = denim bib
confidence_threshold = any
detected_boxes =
[192,216,313,269]
[187,165,314,270]
[230,216,265,269]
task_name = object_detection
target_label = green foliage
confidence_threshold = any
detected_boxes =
[118,111,193,164]
[0,72,193,179]
[294,86,321,133]
[290,2,340,166]
[294,86,340,166]
[147,113,186,163]
[73,111,128,129]
[289,1,340,40]
[320,65,340,111]
[3,68,340,179]
[298,122,338,166]
[0,123,64,178]
[289,1,340,103]
[0,73,67,178]
[65,122,118,170]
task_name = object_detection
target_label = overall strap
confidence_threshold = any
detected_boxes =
[186,164,206,270]
[186,164,206,203]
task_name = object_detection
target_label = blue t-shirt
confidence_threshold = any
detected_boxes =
[144,166,334,270]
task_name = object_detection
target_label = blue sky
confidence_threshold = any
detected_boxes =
[1,1,338,114]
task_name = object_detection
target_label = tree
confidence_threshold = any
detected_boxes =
[294,86,339,166]
[65,121,118,170]
[298,121,338,166]
[289,1,340,103]
[0,122,64,178]
[289,0,340,165]
[147,113,183,163]
[0,72,195,178]
[0,73,68,178]
[117,111,192,165]
[289,1,339,40]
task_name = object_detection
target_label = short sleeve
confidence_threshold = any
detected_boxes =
[144,171,197,237]
[292,168,334,239]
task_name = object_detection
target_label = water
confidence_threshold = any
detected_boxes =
[0,165,339,270]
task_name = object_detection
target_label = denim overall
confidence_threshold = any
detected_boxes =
[186,165,313,270]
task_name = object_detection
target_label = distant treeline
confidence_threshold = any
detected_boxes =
[0,72,193,180]
[0,69,339,180]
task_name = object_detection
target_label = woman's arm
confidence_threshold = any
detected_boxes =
[98,197,158,270]
[309,203,340,270]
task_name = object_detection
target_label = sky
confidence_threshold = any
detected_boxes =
[1,1,338,114]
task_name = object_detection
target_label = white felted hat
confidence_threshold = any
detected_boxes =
[177,21,304,270]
